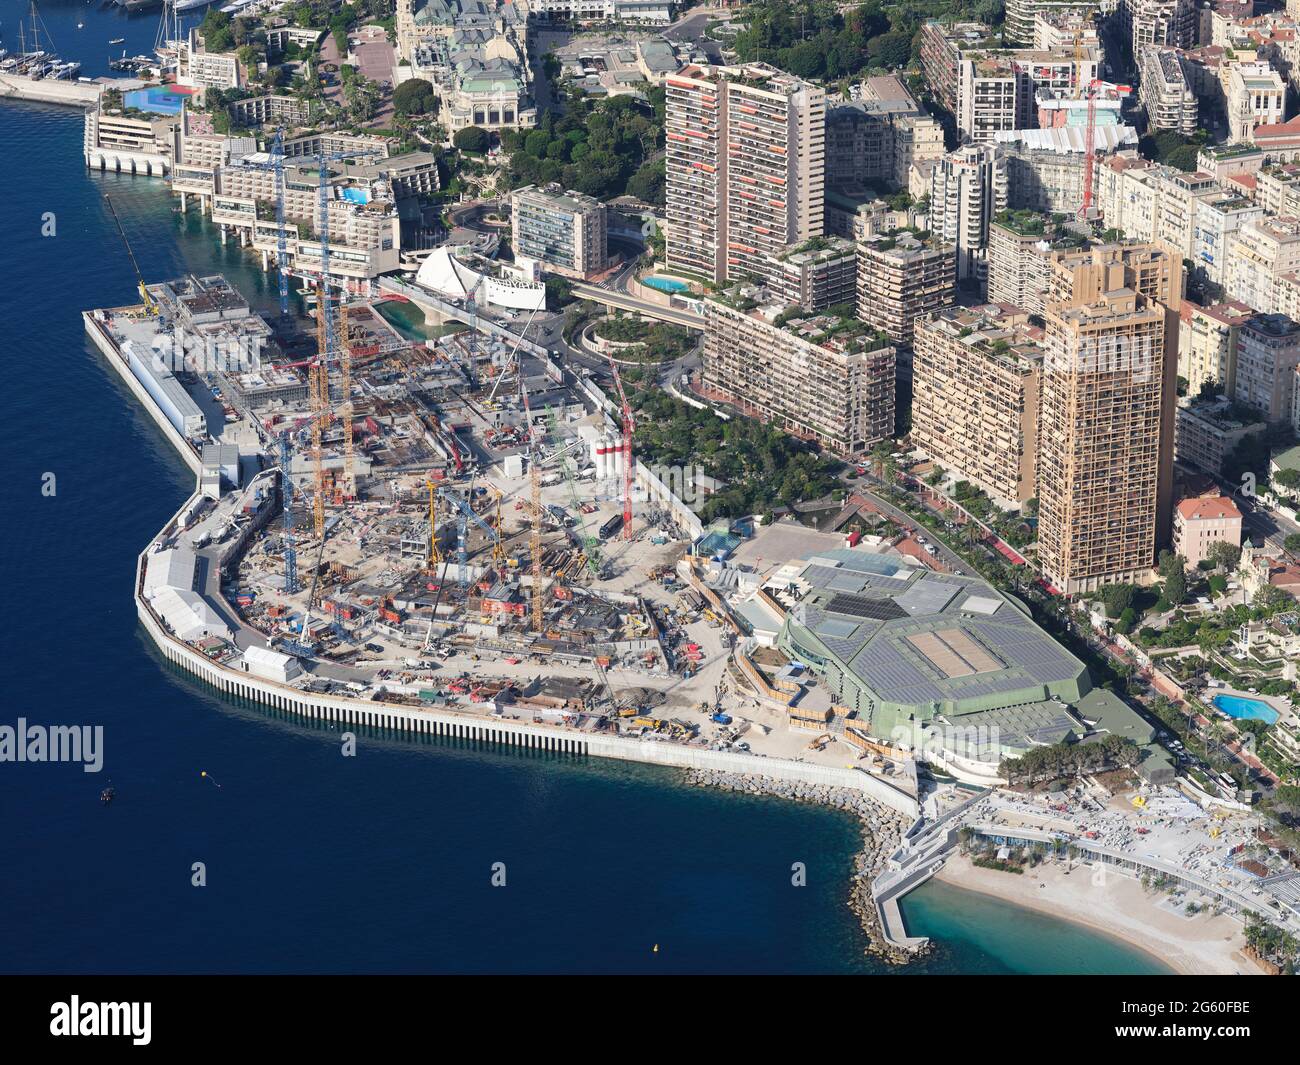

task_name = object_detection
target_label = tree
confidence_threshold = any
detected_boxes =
[626,158,665,207]
[868,31,912,70]
[1164,565,1188,608]
[453,126,491,153]
[1100,583,1135,619]
[200,9,235,52]
[544,276,573,311]
[393,78,436,116]
[1207,541,1241,571]
[1285,533,1300,555]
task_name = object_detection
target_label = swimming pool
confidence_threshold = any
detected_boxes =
[1211,693,1280,724]
[642,276,690,293]
[123,85,197,116]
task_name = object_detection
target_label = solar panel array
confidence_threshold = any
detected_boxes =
[826,593,907,622]
[968,620,1081,682]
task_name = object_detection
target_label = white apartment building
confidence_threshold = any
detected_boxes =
[1118,0,1196,57]
[1191,193,1265,289]
[1139,48,1199,135]
[1227,62,1287,143]
[958,58,1022,144]
[1226,216,1300,314]
[529,0,675,22]
[928,144,1009,282]
[1256,164,1300,216]
[176,28,244,91]
[1098,161,1220,261]
[1177,299,1253,397]
[510,183,608,279]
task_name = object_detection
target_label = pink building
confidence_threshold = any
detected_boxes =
[1172,495,1243,568]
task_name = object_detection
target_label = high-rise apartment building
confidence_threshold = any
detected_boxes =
[825,76,944,191]
[988,218,1058,315]
[928,144,1009,282]
[1037,245,1183,593]
[1006,0,1096,44]
[1177,299,1253,398]
[764,237,860,313]
[912,305,1042,509]
[1138,49,1199,136]
[510,183,608,279]
[1117,0,1196,58]
[856,234,958,350]
[665,63,826,286]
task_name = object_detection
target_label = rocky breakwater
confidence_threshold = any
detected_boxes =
[683,767,916,964]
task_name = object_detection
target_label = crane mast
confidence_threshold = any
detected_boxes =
[519,377,545,633]
[605,355,635,541]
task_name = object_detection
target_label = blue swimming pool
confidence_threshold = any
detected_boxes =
[1211,694,1280,724]
[643,276,690,293]
[123,85,197,116]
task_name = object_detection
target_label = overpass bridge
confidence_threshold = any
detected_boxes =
[570,283,705,329]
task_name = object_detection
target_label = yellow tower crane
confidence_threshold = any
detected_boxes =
[492,489,508,568]
[427,479,442,570]
[519,377,545,634]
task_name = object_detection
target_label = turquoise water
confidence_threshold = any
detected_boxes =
[643,276,690,293]
[1212,693,1281,724]
[124,86,197,116]
[901,879,1174,975]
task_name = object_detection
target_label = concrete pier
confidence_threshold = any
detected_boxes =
[0,74,101,107]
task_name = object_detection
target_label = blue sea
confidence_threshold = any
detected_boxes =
[0,9,1172,974]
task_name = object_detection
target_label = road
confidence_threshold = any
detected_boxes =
[661,7,728,61]
[1242,497,1300,553]
[845,480,979,577]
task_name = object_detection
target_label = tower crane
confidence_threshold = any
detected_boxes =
[519,375,545,633]
[104,195,158,317]
[305,146,382,535]
[279,432,300,594]
[427,478,442,571]
[1078,78,1099,222]
[438,484,502,587]
[604,354,635,541]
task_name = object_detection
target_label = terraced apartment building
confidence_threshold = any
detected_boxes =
[701,293,894,456]
[855,233,958,350]
[912,306,1043,510]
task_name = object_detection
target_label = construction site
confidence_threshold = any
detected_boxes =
[83,153,956,797]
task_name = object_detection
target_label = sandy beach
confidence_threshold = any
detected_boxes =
[936,854,1260,975]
